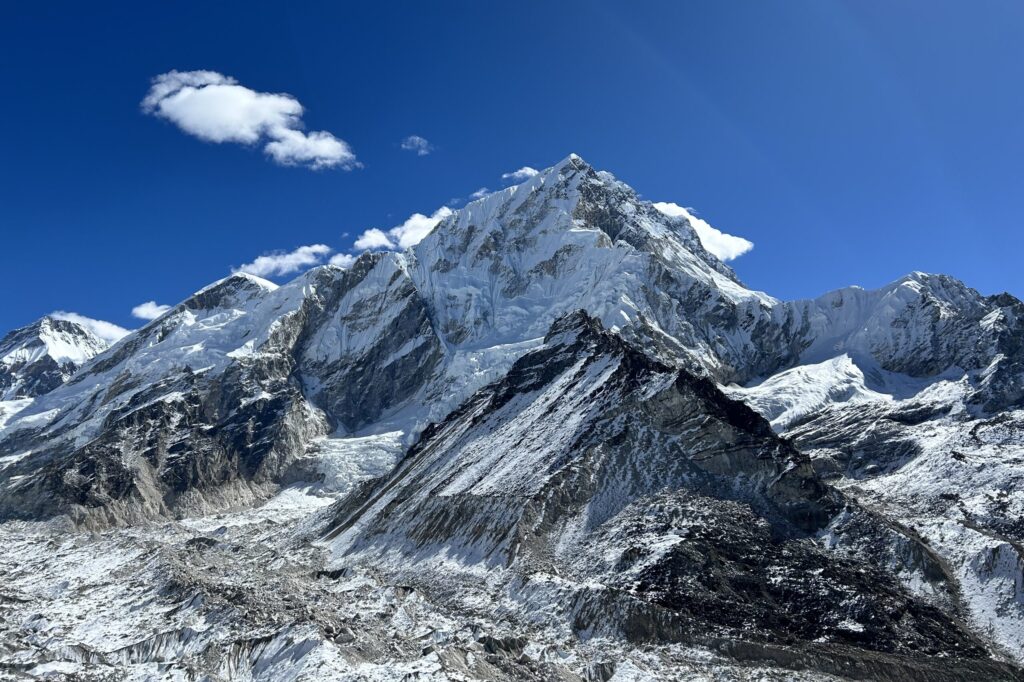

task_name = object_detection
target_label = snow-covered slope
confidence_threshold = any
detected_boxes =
[4,156,1018,481]
[724,287,1024,667]
[722,353,969,431]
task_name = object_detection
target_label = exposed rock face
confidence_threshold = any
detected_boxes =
[325,311,837,561]
[1,154,1022,679]
[295,253,446,433]
[4,156,1020,527]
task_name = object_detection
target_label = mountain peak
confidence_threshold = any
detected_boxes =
[184,271,278,311]
[1,315,108,400]
[552,152,590,172]
[1,315,105,359]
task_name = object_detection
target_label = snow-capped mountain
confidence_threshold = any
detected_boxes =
[0,315,108,401]
[0,316,109,436]
[0,155,1022,680]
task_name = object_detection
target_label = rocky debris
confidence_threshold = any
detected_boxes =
[0,492,855,681]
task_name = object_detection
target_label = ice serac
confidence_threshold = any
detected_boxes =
[0,316,107,401]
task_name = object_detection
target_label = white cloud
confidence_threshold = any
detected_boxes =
[353,207,454,251]
[353,228,395,251]
[501,166,539,182]
[470,187,489,200]
[329,253,356,268]
[142,70,357,170]
[234,244,332,277]
[652,202,754,262]
[51,311,132,343]
[264,129,354,170]
[389,207,454,248]
[131,301,172,320]
[401,135,433,156]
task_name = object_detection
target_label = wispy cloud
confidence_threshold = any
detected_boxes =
[353,207,454,251]
[470,187,490,200]
[234,244,333,277]
[51,311,131,343]
[401,135,433,156]
[142,70,358,170]
[131,301,172,321]
[501,166,539,182]
[652,202,754,262]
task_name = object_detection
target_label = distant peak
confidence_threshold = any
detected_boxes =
[196,272,278,296]
[184,272,278,311]
[3,315,93,343]
[227,271,278,290]
[893,271,966,291]
[38,316,89,335]
[16,316,54,333]
[553,152,591,173]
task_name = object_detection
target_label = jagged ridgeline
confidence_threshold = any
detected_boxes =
[1,155,1022,680]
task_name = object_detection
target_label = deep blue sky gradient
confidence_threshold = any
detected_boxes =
[2,1,1022,332]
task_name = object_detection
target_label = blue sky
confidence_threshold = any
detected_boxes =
[2,1,1022,335]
